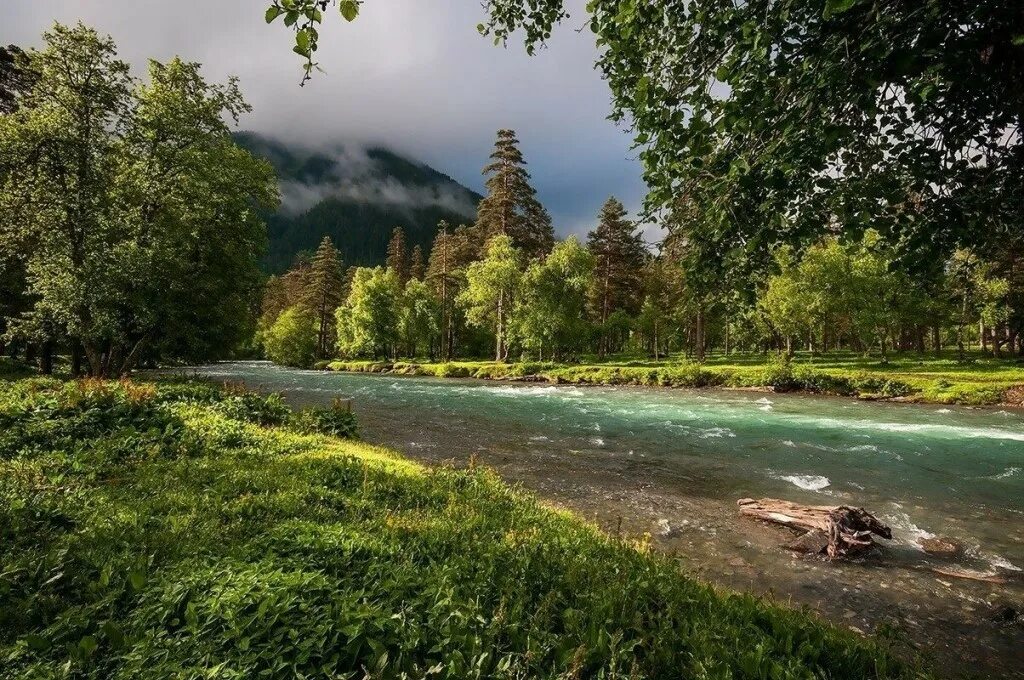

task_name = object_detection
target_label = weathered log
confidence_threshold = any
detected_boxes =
[737,497,892,559]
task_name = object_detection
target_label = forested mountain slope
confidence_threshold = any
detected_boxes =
[235,132,482,272]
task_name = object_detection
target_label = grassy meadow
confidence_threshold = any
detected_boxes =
[0,372,925,678]
[325,350,1024,406]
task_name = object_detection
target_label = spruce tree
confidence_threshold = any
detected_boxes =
[586,197,647,355]
[302,236,346,359]
[426,221,478,360]
[426,222,457,361]
[475,129,554,260]
[409,244,425,281]
[386,226,410,284]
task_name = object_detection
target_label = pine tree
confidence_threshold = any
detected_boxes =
[427,222,457,361]
[302,236,346,359]
[586,197,648,355]
[386,227,410,284]
[426,221,478,360]
[409,244,425,281]
[475,129,554,260]
[281,253,312,306]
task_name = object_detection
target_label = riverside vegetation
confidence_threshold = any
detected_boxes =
[325,351,1024,406]
[0,371,925,679]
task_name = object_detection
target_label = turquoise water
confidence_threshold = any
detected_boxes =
[191,361,1024,574]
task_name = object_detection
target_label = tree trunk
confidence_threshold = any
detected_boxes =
[84,343,104,378]
[39,339,54,375]
[495,289,504,362]
[71,341,83,377]
[695,308,705,363]
[737,498,892,559]
[724,314,730,356]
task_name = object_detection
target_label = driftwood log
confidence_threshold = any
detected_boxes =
[738,497,892,559]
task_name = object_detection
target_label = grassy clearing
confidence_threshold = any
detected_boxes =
[325,351,1024,406]
[0,376,922,678]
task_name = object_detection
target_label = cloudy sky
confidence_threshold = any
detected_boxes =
[2,0,650,239]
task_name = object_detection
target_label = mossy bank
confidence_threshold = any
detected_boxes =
[324,353,1024,407]
[0,376,924,678]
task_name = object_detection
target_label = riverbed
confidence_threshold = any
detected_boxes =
[186,361,1024,677]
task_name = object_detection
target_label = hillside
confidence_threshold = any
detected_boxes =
[235,132,482,273]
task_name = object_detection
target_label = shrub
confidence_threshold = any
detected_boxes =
[263,306,317,368]
[289,399,358,439]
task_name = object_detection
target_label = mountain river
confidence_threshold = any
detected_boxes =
[184,361,1024,677]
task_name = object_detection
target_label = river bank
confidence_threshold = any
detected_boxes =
[200,362,1024,678]
[322,354,1024,407]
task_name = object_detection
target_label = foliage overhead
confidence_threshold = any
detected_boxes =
[267,1,1024,277]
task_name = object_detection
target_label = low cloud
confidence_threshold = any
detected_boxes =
[3,0,648,238]
[273,143,478,217]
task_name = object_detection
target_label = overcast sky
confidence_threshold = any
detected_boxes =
[2,0,651,239]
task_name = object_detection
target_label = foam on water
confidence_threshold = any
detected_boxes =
[815,417,1024,442]
[775,474,831,491]
[990,466,1020,480]
[883,509,936,547]
[698,427,736,439]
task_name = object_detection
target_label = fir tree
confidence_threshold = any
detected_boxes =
[386,226,410,284]
[426,221,477,360]
[475,129,554,260]
[302,236,346,359]
[409,244,425,281]
[586,197,647,355]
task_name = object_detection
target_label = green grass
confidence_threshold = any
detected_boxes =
[326,351,1024,405]
[0,376,923,678]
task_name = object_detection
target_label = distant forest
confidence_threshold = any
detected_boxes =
[234,132,482,273]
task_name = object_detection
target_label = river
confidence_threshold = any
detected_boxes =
[186,361,1024,677]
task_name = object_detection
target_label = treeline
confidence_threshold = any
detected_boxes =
[0,25,276,377]
[260,131,1024,368]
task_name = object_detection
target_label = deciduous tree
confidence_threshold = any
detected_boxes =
[459,235,523,361]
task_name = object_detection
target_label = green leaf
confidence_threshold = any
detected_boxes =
[265,6,283,24]
[101,622,124,650]
[823,0,858,18]
[25,634,50,652]
[296,29,311,53]
[340,0,359,22]
[78,635,98,657]
[128,569,146,591]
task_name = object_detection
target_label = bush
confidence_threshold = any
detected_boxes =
[263,306,317,368]
[289,399,358,438]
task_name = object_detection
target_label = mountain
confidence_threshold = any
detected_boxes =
[234,132,482,273]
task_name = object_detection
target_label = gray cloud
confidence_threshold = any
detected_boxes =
[2,0,650,238]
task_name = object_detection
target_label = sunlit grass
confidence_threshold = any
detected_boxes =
[0,377,923,678]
